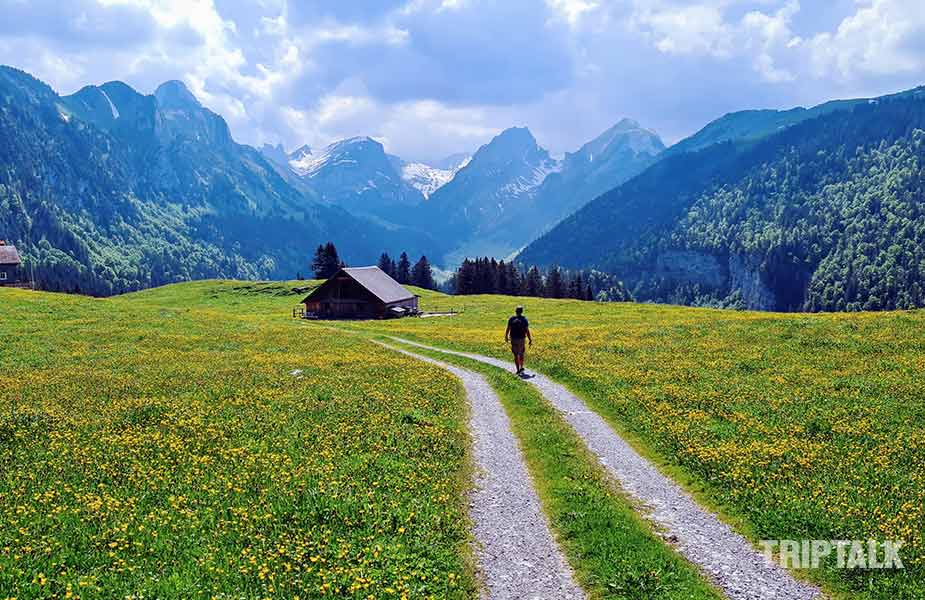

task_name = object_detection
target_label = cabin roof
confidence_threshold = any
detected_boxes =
[303,266,415,305]
[0,244,21,266]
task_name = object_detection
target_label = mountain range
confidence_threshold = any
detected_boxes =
[258,121,662,265]
[5,62,925,312]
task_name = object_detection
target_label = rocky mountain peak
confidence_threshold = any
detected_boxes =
[155,80,201,110]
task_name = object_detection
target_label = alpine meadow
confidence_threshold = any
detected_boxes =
[4,1,925,599]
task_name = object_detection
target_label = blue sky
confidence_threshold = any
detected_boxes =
[1,0,924,162]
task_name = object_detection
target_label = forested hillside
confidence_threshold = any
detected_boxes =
[520,91,925,311]
[0,67,427,295]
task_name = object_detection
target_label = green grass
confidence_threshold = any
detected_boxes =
[382,338,722,599]
[346,292,925,599]
[0,281,475,599]
[5,280,925,599]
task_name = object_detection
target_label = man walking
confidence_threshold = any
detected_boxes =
[505,305,532,375]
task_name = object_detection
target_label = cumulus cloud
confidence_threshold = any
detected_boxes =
[546,0,601,28]
[631,3,734,58]
[626,0,803,81]
[1,0,923,161]
[808,0,925,80]
[741,1,801,82]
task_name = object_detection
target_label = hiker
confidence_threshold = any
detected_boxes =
[505,305,532,375]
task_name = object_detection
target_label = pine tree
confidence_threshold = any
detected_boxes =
[311,244,326,279]
[377,252,393,276]
[497,260,509,295]
[568,272,584,299]
[456,259,476,294]
[488,258,499,293]
[508,263,522,295]
[311,242,343,279]
[545,266,564,298]
[396,252,411,284]
[325,241,344,270]
[585,284,594,301]
[411,256,435,290]
[524,266,543,297]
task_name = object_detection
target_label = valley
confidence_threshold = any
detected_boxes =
[4,3,925,599]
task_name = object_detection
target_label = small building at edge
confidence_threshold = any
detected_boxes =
[0,240,22,286]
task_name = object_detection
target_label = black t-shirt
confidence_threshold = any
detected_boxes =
[508,315,529,339]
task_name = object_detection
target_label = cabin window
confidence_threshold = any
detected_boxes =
[0,272,6,281]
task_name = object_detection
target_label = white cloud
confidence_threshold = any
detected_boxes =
[546,0,600,28]
[630,3,734,58]
[809,0,925,79]
[742,1,801,82]
[314,94,377,125]
[438,0,468,12]
[278,92,500,161]
[626,1,804,82]
[310,23,410,47]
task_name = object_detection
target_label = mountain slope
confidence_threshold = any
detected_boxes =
[423,127,561,262]
[668,86,925,157]
[264,137,430,226]
[0,66,427,295]
[519,90,925,312]
[530,119,664,234]
[422,122,664,265]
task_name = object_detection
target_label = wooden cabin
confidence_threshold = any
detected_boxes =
[0,241,22,287]
[301,266,419,319]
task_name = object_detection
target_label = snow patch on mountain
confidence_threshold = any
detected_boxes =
[289,147,322,177]
[401,163,453,198]
[400,155,470,198]
[289,147,337,178]
[499,158,561,197]
[98,88,119,119]
[289,138,370,178]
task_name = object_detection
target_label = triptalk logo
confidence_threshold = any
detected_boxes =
[759,540,905,569]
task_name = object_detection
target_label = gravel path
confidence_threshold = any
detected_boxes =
[377,342,586,600]
[388,337,822,600]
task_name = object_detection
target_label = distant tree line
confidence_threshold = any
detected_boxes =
[448,257,632,302]
[309,243,630,301]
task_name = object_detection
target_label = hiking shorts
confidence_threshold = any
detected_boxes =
[511,338,526,355]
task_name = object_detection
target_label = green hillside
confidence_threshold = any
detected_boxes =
[0,66,431,297]
[2,282,924,598]
[520,90,925,312]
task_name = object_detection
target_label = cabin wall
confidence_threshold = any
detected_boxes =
[303,276,383,319]
[301,271,417,319]
[320,300,381,319]
[0,264,20,285]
